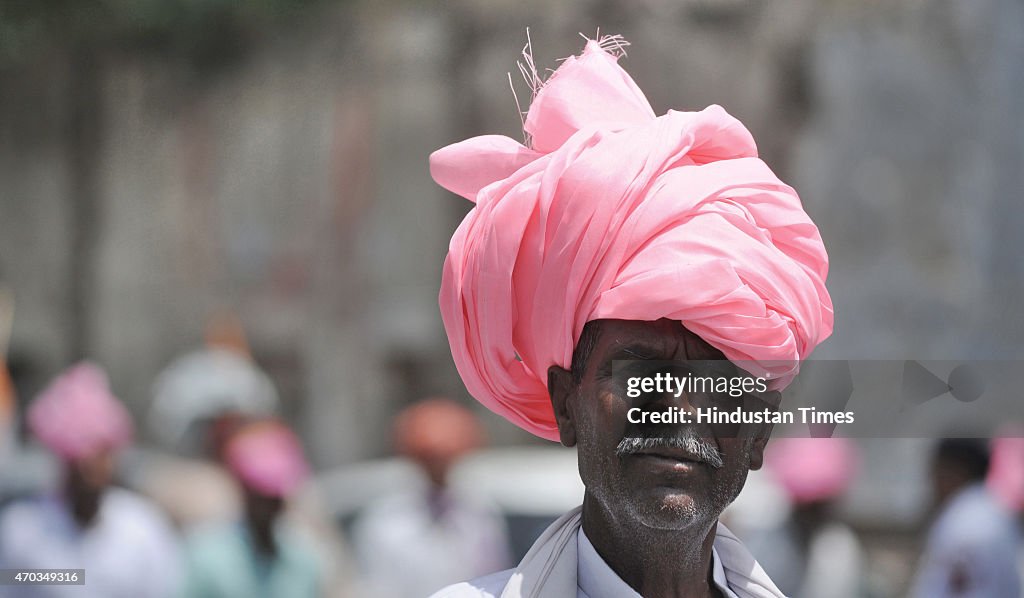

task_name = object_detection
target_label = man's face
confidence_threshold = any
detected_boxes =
[243,486,284,527]
[68,448,116,495]
[549,319,773,531]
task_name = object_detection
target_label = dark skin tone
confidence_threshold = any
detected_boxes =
[548,319,776,598]
[791,499,830,551]
[930,459,976,512]
[243,487,284,559]
[64,449,116,527]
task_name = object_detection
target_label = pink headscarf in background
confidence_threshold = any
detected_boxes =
[765,437,859,504]
[28,362,134,460]
[225,420,309,498]
[432,37,833,440]
[987,427,1024,512]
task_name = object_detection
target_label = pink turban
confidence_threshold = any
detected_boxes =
[28,362,133,460]
[766,437,859,504]
[225,421,309,498]
[432,37,833,440]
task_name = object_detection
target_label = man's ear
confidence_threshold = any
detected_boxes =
[748,424,773,471]
[747,390,781,470]
[548,365,577,447]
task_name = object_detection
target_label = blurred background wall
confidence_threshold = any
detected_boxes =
[1,0,1022,467]
[2,2,1023,595]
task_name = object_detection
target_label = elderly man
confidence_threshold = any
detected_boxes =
[352,399,510,597]
[428,35,833,598]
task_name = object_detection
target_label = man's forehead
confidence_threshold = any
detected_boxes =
[589,319,724,358]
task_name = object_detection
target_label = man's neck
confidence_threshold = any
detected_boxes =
[581,493,723,598]
[63,484,103,528]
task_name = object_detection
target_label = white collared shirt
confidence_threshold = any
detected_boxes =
[0,489,181,598]
[577,528,740,598]
[910,484,1021,598]
[352,490,511,598]
[431,526,746,597]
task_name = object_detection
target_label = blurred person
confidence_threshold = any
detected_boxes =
[179,419,323,598]
[754,437,864,598]
[148,347,278,453]
[428,34,832,598]
[146,338,355,597]
[351,398,510,598]
[0,362,182,598]
[987,428,1024,592]
[134,408,249,531]
[910,438,1021,598]
[138,341,279,529]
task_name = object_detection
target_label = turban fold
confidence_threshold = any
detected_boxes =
[28,362,133,460]
[432,37,833,441]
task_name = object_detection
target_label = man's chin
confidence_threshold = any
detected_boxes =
[624,487,713,530]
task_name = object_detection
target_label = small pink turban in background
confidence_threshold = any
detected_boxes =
[225,420,309,498]
[765,437,859,504]
[987,427,1024,512]
[431,36,834,440]
[27,362,133,460]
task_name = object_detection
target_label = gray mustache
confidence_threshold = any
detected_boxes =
[615,431,724,469]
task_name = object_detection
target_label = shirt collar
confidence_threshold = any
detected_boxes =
[576,528,740,598]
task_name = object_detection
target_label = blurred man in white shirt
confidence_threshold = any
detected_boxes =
[911,438,1021,598]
